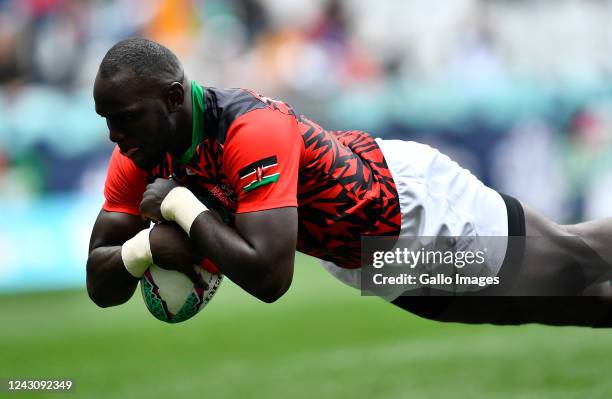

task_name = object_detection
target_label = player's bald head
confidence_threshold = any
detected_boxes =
[98,38,184,86]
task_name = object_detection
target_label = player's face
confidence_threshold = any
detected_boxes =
[93,71,175,169]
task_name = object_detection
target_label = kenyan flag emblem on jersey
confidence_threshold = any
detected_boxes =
[239,156,279,193]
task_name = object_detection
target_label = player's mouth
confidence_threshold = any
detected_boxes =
[121,146,140,158]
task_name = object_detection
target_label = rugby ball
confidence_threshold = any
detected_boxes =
[140,264,223,323]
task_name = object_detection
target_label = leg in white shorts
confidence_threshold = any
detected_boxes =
[320,140,612,327]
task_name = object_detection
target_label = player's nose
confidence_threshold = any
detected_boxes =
[108,126,126,144]
[105,118,126,144]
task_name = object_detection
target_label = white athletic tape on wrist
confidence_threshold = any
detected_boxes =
[121,229,153,278]
[160,186,208,236]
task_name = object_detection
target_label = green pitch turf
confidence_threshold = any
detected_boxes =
[1,254,611,399]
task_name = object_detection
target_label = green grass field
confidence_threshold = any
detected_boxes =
[1,254,611,399]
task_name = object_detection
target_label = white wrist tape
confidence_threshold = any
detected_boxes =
[160,186,208,236]
[121,229,153,278]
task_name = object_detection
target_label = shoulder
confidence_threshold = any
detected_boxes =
[204,87,300,143]
[223,107,303,158]
[102,147,148,215]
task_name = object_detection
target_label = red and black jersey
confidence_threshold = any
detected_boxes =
[103,85,401,269]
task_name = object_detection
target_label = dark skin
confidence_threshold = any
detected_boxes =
[88,68,296,307]
[87,213,203,307]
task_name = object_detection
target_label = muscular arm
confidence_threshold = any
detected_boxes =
[86,210,149,308]
[139,179,297,303]
[189,207,297,303]
[87,209,207,308]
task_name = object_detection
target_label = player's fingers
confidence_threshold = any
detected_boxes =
[185,266,209,291]
[139,203,160,222]
[138,201,150,220]
[142,214,156,223]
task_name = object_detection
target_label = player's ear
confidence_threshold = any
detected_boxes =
[164,82,184,113]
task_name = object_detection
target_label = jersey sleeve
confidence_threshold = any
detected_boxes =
[102,146,148,216]
[222,108,303,214]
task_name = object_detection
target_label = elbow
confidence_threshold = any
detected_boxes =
[89,293,115,309]
[86,259,126,309]
[86,261,103,307]
[258,283,290,304]
[86,277,116,308]
[87,282,127,308]
[255,262,293,304]
[86,259,108,308]
[86,283,111,308]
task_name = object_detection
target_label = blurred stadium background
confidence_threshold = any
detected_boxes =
[1,0,612,397]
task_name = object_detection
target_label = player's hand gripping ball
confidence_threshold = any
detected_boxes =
[141,222,223,323]
[140,177,179,222]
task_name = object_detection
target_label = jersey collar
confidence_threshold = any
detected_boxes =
[178,80,205,164]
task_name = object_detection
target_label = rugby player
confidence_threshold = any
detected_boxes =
[87,38,612,327]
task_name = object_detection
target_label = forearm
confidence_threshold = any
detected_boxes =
[189,211,294,302]
[86,246,140,308]
[152,185,296,302]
